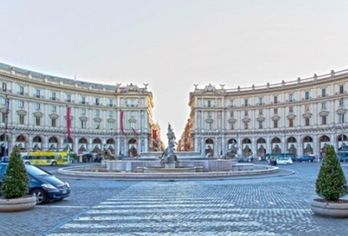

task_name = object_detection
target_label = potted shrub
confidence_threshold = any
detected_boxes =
[0,146,36,212]
[311,145,348,217]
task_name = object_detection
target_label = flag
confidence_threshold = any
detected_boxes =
[120,110,125,135]
[152,128,157,140]
[66,106,72,138]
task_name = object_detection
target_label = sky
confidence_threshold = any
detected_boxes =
[1,0,348,139]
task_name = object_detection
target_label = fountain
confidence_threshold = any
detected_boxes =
[58,124,279,179]
[160,124,178,169]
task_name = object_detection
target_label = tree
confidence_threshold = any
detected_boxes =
[1,146,29,198]
[315,145,346,201]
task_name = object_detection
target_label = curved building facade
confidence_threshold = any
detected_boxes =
[0,63,161,156]
[180,69,348,158]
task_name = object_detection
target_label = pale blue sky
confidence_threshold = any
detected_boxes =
[1,0,348,138]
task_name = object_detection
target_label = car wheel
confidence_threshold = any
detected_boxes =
[31,188,47,204]
[51,161,57,166]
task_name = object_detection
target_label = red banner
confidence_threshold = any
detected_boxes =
[66,106,72,138]
[120,110,125,134]
[152,128,157,140]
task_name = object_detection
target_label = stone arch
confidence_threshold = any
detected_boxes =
[92,138,102,153]
[78,137,88,154]
[287,136,297,156]
[16,134,27,151]
[256,138,266,157]
[205,138,214,157]
[337,134,348,149]
[128,138,138,157]
[271,137,281,154]
[303,136,313,155]
[106,138,115,154]
[242,138,252,157]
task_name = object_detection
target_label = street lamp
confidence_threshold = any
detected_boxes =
[4,95,9,157]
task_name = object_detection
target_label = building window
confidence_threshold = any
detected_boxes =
[19,85,24,95]
[273,120,278,128]
[95,98,100,106]
[339,114,345,123]
[305,104,310,111]
[35,117,41,126]
[321,102,326,110]
[35,89,40,98]
[289,93,293,102]
[305,118,310,126]
[244,110,248,116]
[258,97,263,105]
[230,123,234,130]
[230,111,234,117]
[95,110,100,117]
[1,113,5,123]
[18,114,25,125]
[51,105,57,113]
[244,99,248,106]
[259,109,263,115]
[321,116,327,125]
[81,120,87,129]
[107,120,114,129]
[289,106,293,113]
[81,108,86,116]
[108,111,113,118]
[289,119,294,127]
[18,100,24,109]
[339,98,344,106]
[66,94,71,103]
[51,91,56,100]
[207,100,211,107]
[321,88,326,97]
[34,103,41,111]
[51,118,57,127]
[258,121,263,129]
[274,108,278,114]
[95,122,100,129]
[2,82,7,91]
[109,99,113,107]
[244,123,248,129]
[305,91,310,100]
[229,99,234,107]
[274,96,278,104]
[81,96,86,104]
[339,85,344,94]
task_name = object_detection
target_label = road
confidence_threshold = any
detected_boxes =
[1,162,348,236]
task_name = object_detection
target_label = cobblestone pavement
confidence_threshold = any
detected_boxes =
[1,162,348,236]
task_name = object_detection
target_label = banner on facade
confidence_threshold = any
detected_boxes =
[66,106,72,138]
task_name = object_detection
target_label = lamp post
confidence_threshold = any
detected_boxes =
[4,95,9,157]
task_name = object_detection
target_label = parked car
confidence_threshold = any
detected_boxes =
[0,163,71,204]
[276,156,293,165]
[338,152,348,162]
[296,155,315,162]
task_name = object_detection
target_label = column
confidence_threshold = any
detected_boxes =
[251,137,256,157]
[297,134,303,156]
[266,136,271,154]
[28,135,33,151]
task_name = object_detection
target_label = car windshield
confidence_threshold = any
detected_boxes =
[25,165,50,176]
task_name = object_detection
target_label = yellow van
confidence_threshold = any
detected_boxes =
[21,151,71,166]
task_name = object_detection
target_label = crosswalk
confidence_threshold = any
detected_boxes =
[47,184,277,236]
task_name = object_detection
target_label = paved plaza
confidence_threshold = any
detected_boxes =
[1,162,348,236]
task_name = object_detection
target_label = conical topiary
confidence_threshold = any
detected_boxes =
[315,145,346,201]
[1,146,29,199]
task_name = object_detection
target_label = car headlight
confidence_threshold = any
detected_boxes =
[65,182,70,188]
[42,183,59,192]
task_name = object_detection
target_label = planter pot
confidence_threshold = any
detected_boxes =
[0,195,36,212]
[311,198,348,218]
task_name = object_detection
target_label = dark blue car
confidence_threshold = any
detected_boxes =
[0,163,70,204]
[296,155,315,162]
